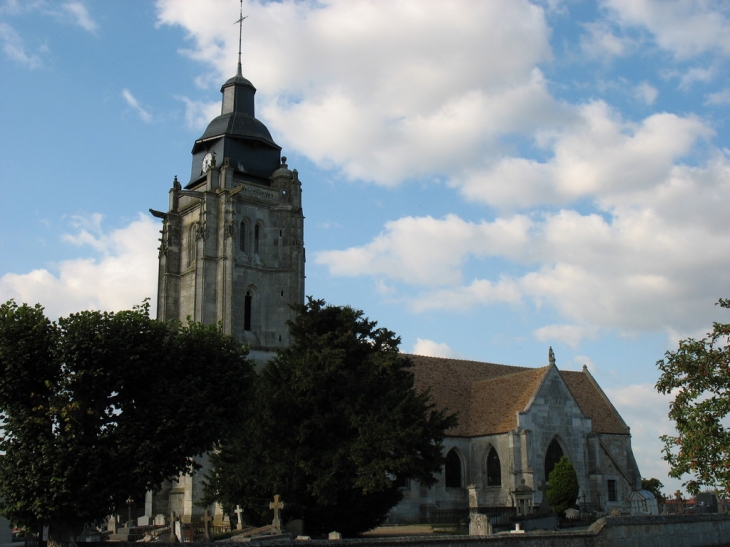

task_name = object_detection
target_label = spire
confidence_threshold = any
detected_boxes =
[235,0,247,77]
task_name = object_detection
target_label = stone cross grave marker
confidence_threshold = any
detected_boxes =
[202,509,213,540]
[537,479,551,513]
[269,494,285,534]
[234,505,244,530]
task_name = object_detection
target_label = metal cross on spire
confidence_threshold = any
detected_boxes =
[235,0,248,76]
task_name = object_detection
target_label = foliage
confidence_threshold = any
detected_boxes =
[0,300,254,546]
[641,477,666,502]
[656,298,730,496]
[547,456,579,514]
[204,298,457,536]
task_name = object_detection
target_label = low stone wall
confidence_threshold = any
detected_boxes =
[96,514,730,547]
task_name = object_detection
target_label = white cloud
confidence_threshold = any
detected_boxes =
[316,214,534,287]
[178,96,220,131]
[121,89,152,123]
[580,21,632,59]
[0,214,159,320]
[318,149,730,336]
[634,81,658,105]
[603,0,730,59]
[155,0,556,186]
[62,1,98,33]
[605,383,680,492]
[534,324,599,348]
[452,101,712,209]
[0,22,42,68]
[705,87,730,105]
[412,339,462,359]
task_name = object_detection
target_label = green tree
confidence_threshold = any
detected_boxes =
[547,456,579,515]
[0,300,254,546]
[656,298,730,496]
[204,298,457,536]
[641,477,666,502]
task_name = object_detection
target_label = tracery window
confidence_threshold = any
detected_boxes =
[445,449,463,488]
[544,438,564,481]
[486,447,501,486]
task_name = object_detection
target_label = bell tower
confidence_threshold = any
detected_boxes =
[152,62,305,361]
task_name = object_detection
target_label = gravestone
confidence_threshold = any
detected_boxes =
[137,515,150,527]
[270,494,285,534]
[107,516,118,533]
[154,514,166,526]
[202,509,213,540]
[328,532,342,540]
[234,505,244,530]
[174,520,184,542]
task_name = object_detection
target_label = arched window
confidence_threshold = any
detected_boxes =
[244,290,253,331]
[445,449,462,488]
[486,447,501,486]
[544,438,564,482]
[254,224,260,255]
[239,221,247,252]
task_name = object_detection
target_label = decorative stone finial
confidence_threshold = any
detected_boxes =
[549,346,555,366]
[281,156,287,165]
[173,176,181,191]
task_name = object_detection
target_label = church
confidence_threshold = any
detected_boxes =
[147,52,641,524]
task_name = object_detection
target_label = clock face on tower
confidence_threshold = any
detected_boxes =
[202,152,215,173]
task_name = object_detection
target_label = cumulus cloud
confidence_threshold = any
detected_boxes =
[603,0,730,59]
[318,149,730,336]
[155,0,556,186]
[411,339,462,359]
[534,324,599,348]
[122,89,152,123]
[0,214,159,320]
[605,383,678,490]
[452,101,712,209]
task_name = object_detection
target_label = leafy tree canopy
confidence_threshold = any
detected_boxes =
[656,298,730,496]
[641,477,666,502]
[204,298,457,536]
[0,300,254,546]
[547,456,579,515]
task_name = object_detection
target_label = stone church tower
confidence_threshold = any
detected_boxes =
[152,63,305,362]
[147,59,305,519]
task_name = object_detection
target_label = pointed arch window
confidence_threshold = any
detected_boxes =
[244,290,253,331]
[445,449,463,488]
[544,439,564,481]
[254,224,260,255]
[239,221,247,253]
[486,447,501,486]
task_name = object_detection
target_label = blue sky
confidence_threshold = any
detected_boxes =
[3,0,730,496]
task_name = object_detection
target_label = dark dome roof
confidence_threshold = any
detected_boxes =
[197,111,278,148]
[222,74,255,90]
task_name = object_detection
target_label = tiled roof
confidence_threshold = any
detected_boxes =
[405,354,629,437]
[560,369,629,435]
